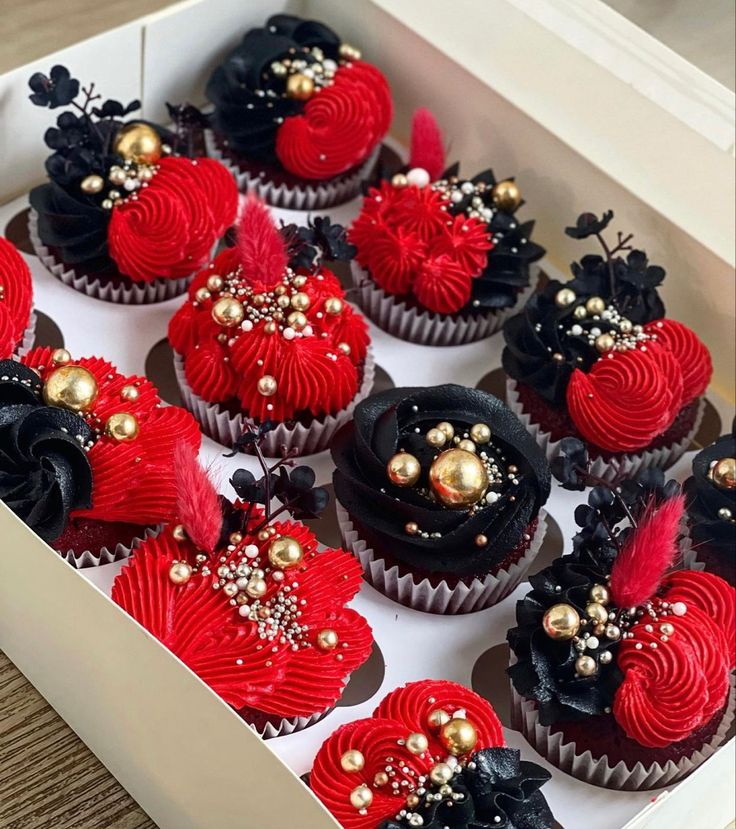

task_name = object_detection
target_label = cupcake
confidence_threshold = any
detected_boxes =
[0,237,35,358]
[310,678,555,829]
[503,210,712,482]
[205,13,392,209]
[169,196,372,455]
[0,348,200,566]
[112,442,372,738]
[682,422,735,584]
[28,65,238,303]
[508,443,736,790]
[332,384,551,613]
[349,109,545,346]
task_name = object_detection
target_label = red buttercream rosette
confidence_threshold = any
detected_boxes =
[0,237,33,358]
[275,60,392,180]
[644,318,712,406]
[21,347,200,525]
[613,570,735,748]
[108,156,237,283]
[112,509,372,719]
[349,179,493,314]
[310,679,504,829]
[168,250,370,422]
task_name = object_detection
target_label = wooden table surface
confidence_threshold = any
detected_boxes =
[0,650,156,829]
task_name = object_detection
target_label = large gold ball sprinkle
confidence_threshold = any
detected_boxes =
[286,72,315,100]
[207,275,223,292]
[105,412,140,441]
[212,296,244,328]
[169,561,192,585]
[429,448,488,509]
[405,521,419,535]
[120,384,140,402]
[291,291,311,311]
[374,772,389,787]
[491,179,522,212]
[340,750,365,773]
[246,578,267,599]
[426,427,447,448]
[287,310,307,330]
[172,524,188,542]
[257,375,278,397]
[316,628,339,651]
[585,296,606,316]
[391,172,408,187]
[324,297,344,316]
[585,602,608,624]
[427,708,451,730]
[575,655,597,677]
[555,288,577,308]
[458,439,476,453]
[573,305,588,320]
[350,785,373,811]
[595,333,615,353]
[339,42,362,60]
[113,122,162,164]
[542,603,581,640]
[589,584,610,605]
[470,423,491,444]
[406,732,429,755]
[51,347,71,365]
[429,762,453,785]
[712,457,736,490]
[387,452,421,487]
[195,287,211,303]
[268,536,304,569]
[439,718,478,756]
[436,421,455,440]
[42,365,99,413]
[80,174,104,194]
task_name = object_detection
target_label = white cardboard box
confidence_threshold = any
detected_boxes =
[1,2,734,827]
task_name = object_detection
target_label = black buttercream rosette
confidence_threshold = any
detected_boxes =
[206,13,341,158]
[0,360,93,543]
[331,385,550,578]
[378,748,554,829]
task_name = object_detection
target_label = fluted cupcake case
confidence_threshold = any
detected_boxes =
[14,311,37,358]
[60,526,160,569]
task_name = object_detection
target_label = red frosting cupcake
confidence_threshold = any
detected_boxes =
[503,210,712,482]
[169,197,373,455]
[0,237,35,358]
[205,13,392,208]
[0,348,200,566]
[310,679,556,829]
[508,454,735,790]
[28,66,238,304]
[112,448,372,737]
[349,109,545,346]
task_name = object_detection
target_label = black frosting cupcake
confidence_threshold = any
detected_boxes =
[332,385,550,613]
[683,422,736,584]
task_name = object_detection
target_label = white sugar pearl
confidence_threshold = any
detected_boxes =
[241,320,253,331]
[672,601,687,616]
[244,544,259,558]
[406,167,431,187]
[282,327,296,340]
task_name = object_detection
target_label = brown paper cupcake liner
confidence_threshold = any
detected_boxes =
[205,130,378,210]
[510,680,735,791]
[173,349,375,456]
[350,262,540,346]
[336,501,548,614]
[29,210,192,304]
[60,525,161,569]
[506,378,705,484]
[14,310,37,358]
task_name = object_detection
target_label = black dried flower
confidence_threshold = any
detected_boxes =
[565,210,614,240]
[28,65,80,108]
[550,437,589,490]
[273,465,329,519]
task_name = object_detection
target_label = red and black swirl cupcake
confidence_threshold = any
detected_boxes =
[349,109,545,345]
[683,423,735,585]
[205,13,392,208]
[508,445,735,790]
[0,237,35,358]
[331,384,550,613]
[112,447,372,737]
[27,66,238,304]
[168,196,372,456]
[503,210,712,482]
[0,349,200,566]
[310,679,555,829]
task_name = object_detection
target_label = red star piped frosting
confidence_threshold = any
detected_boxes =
[0,237,33,358]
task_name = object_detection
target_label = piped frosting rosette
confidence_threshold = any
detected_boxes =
[27,65,238,303]
[508,453,736,790]
[310,679,555,829]
[206,13,392,208]
[503,211,711,480]
[0,237,35,358]
[0,348,200,566]
[168,198,373,455]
